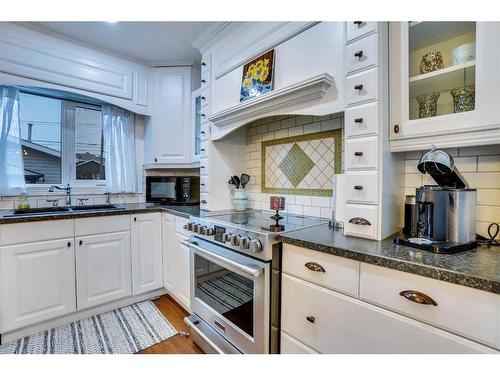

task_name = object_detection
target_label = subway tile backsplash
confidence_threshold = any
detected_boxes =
[404,147,500,239]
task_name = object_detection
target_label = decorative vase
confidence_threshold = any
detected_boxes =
[231,188,248,212]
[416,91,440,118]
[420,51,444,74]
[450,86,475,113]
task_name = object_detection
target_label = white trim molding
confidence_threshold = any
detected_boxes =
[208,73,334,140]
[191,22,234,54]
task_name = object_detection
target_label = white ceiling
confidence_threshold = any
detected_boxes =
[33,22,218,65]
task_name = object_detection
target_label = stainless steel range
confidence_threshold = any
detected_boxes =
[182,209,325,354]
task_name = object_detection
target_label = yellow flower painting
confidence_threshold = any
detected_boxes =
[240,49,275,102]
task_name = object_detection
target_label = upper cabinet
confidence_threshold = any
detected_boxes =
[390,22,500,151]
[146,66,196,167]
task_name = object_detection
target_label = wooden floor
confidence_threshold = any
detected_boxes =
[137,295,203,354]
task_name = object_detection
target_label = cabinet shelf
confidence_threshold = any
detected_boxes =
[409,22,476,51]
[409,61,475,99]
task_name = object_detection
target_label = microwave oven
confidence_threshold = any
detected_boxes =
[146,176,200,205]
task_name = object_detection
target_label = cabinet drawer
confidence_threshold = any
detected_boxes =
[283,243,359,297]
[200,193,209,210]
[345,171,379,204]
[346,68,378,106]
[281,332,318,354]
[200,158,209,176]
[360,263,500,350]
[0,219,74,246]
[200,140,209,158]
[345,33,378,74]
[345,136,378,170]
[343,204,378,239]
[200,176,209,193]
[345,102,379,138]
[346,21,378,42]
[75,215,130,237]
[281,274,493,353]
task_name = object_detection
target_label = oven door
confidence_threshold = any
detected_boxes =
[185,237,270,354]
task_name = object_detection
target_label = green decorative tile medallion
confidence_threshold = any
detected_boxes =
[261,129,342,196]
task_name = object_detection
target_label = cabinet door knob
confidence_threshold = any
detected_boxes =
[354,185,364,190]
[201,79,206,84]
[304,262,326,273]
[306,316,315,323]
[354,84,364,91]
[201,200,207,204]
[67,242,71,248]
[349,217,371,226]
[79,240,83,245]
[354,117,364,123]
[354,50,364,58]
[201,113,206,118]
[200,148,205,152]
[201,131,206,135]
[399,290,437,306]
[134,217,137,222]
[353,21,363,26]
[354,151,364,156]
[201,62,206,67]
[201,96,206,100]
[154,158,158,163]
[394,124,400,133]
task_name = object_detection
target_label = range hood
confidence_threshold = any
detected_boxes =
[207,73,335,140]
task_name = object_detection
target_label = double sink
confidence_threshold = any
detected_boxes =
[4,204,125,217]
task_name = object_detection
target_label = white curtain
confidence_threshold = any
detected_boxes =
[102,105,138,193]
[0,86,26,196]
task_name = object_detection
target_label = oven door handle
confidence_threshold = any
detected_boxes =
[183,240,264,278]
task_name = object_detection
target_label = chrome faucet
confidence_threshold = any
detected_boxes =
[49,184,72,206]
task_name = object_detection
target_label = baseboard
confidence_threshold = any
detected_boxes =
[1,288,168,345]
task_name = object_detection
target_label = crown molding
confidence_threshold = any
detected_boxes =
[191,22,234,54]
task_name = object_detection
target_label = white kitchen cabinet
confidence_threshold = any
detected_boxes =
[0,239,76,332]
[76,231,132,310]
[131,213,163,296]
[390,21,500,150]
[281,273,493,353]
[147,66,194,166]
[162,213,191,311]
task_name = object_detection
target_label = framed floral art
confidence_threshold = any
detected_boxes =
[240,49,275,102]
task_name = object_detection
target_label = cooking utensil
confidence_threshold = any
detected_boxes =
[240,173,250,189]
[228,176,236,186]
[233,175,241,189]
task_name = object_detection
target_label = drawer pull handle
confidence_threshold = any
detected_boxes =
[306,316,315,323]
[201,131,206,135]
[79,240,83,245]
[354,185,364,190]
[200,148,206,152]
[349,217,371,226]
[354,84,364,91]
[353,21,363,26]
[67,242,71,248]
[304,262,326,273]
[399,290,438,306]
[354,151,364,156]
[214,320,225,331]
[354,50,364,58]
[200,166,205,169]
[354,117,364,123]
[394,124,400,133]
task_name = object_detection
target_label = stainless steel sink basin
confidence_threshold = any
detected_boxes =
[70,204,124,211]
[5,207,72,216]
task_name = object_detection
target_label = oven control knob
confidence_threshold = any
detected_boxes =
[230,234,241,247]
[249,239,263,253]
[223,233,232,243]
[240,236,251,249]
[187,222,195,231]
[207,228,214,236]
[192,223,200,233]
[199,226,208,235]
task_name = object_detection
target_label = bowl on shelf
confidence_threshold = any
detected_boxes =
[452,42,475,65]
[416,91,440,118]
[420,51,444,74]
[451,86,475,113]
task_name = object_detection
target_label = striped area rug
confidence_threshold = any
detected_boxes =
[0,300,177,354]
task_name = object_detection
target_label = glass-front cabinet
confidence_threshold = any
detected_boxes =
[390,22,500,150]
[191,88,202,162]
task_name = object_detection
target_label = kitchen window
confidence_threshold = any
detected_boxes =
[19,92,106,188]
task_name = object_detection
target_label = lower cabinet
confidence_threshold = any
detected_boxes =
[0,239,76,332]
[162,213,191,311]
[131,213,163,295]
[281,273,494,354]
[76,231,132,310]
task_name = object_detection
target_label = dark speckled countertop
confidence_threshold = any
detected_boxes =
[0,203,201,224]
[280,223,500,295]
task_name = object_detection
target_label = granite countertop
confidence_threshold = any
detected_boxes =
[0,203,201,224]
[280,223,500,295]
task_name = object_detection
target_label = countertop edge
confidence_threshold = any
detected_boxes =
[280,236,500,295]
